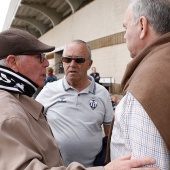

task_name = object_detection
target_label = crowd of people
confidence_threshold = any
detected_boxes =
[0,0,170,169]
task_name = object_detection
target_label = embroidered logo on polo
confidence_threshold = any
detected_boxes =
[89,99,98,110]
[57,97,66,103]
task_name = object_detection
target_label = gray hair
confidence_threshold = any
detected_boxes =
[130,0,170,35]
[0,55,25,67]
[0,59,7,67]
[63,40,92,59]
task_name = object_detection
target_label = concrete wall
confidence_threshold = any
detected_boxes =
[40,0,131,94]
[40,0,129,45]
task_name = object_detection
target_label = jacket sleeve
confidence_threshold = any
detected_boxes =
[0,117,103,170]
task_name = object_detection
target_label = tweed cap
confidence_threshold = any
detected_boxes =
[0,28,55,59]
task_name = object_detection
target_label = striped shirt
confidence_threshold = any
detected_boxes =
[110,91,170,169]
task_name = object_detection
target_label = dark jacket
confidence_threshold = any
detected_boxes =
[90,72,100,83]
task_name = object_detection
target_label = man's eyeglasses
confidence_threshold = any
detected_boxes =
[35,53,46,63]
[18,53,46,63]
[62,56,89,64]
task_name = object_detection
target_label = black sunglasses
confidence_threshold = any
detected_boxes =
[62,57,89,64]
[18,53,46,63]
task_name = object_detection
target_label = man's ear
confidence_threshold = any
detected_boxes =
[139,16,148,39]
[88,59,93,70]
[6,55,19,72]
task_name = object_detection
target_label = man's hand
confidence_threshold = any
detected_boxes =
[104,154,159,170]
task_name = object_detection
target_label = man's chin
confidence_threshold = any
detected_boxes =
[36,81,45,88]
[66,76,78,83]
[130,53,136,58]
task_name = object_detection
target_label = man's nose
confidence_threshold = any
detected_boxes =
[43,58,49,67]
[69,59,77,66]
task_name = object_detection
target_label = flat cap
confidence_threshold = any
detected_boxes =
[0,28,55,59]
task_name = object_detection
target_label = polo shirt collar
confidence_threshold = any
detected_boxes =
[62,76,96,94]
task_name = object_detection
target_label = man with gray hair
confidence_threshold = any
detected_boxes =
[36,40,114,167]
[109,0,170,169]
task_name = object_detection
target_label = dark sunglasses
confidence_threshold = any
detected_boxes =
[18,53,46,63]
[62,57,89,64]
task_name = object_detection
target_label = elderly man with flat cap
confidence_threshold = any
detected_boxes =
[0,28,158,170]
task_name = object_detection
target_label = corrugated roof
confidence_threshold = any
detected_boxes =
[6,0,93,37]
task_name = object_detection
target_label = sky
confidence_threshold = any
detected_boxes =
[0,0,11,32]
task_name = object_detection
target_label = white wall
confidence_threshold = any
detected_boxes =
[40,0,131,84]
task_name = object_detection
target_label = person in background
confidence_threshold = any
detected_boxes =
[59,62,64,73]
[90,67,100,84]
[110,95,120,111]
[33,67,57,99]
[109,0,170,169]
[45,67,57,84]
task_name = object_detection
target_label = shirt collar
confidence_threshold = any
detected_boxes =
[62,75,96,94]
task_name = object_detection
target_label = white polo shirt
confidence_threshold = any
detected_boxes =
[36,76,113,167]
